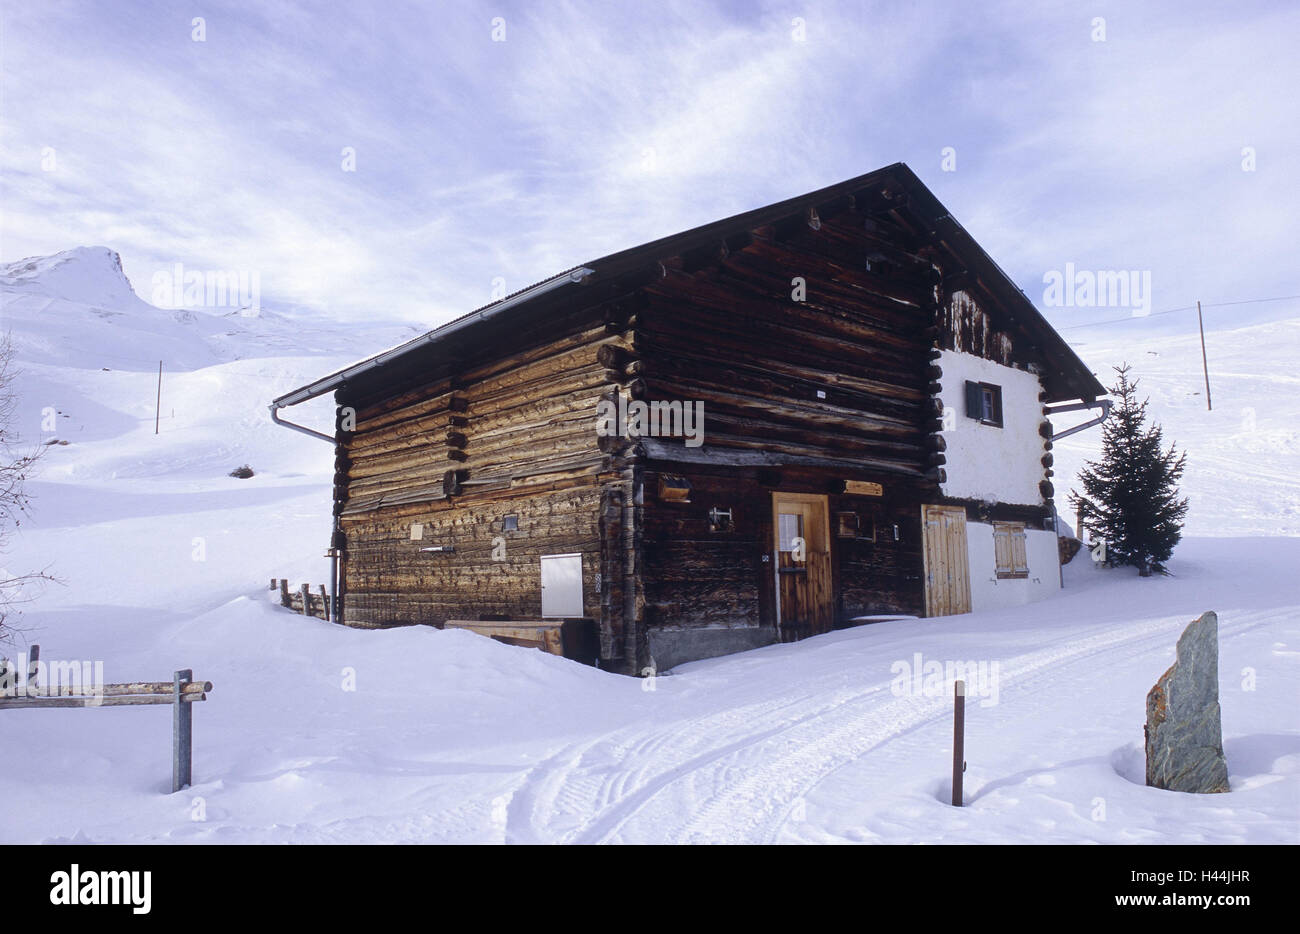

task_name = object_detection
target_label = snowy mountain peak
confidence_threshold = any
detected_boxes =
[0,246,423,372]
[1,245,140,308]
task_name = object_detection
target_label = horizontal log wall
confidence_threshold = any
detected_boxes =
[341,484,604,627]
[641,467,767,631]
[335,292,628,644]
[632,205,939,632]
[640,464,927,633]
[635,208,937,478]
[830,491,927,619]
[340,332,613,514]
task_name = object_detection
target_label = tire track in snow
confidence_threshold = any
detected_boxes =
[517,608,1282,844]
[503,687,877,843]
[700,608,1284,845]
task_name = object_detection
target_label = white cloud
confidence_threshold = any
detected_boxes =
[1,0,1295,332]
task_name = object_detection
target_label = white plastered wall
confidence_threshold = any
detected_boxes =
[935,350,1062,609]
[936,350,1045,507]
[964,522,1061,612]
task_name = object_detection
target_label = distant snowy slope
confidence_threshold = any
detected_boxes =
[1,246,420,372]
[3,246,144,308]
[0,246,419,609]
[2,246,225,371]
[1053,316,1300,537]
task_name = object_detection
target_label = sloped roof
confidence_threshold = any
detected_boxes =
[273,162,1103,408]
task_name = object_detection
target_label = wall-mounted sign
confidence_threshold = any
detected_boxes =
[845,480,883,497]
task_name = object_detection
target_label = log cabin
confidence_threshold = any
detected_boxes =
[270,163,1107,675]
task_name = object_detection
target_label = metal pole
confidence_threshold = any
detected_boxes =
[330,552,340,622]
[952,679,966,806]
[26,644,39,696]
[155,361,163,434]
[1053,504,1064,589]
[330,516,343,623]
[172,668,193,792]
[1197,301,1212,411]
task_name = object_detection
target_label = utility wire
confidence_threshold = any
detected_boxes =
[1055,294,1300,331]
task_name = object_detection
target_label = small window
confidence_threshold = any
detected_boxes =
[777,513,803,553]
[993,522,1029,578]
[503,515,518,532]
[964,380,1003,427]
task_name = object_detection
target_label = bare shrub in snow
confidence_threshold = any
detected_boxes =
[0,334,56,640]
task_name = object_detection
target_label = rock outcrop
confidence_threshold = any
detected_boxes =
[1145,611,1230,793]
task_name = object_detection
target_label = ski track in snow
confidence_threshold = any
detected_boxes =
[499,608,1284,844]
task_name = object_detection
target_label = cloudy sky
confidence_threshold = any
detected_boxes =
[2,0,1296,333]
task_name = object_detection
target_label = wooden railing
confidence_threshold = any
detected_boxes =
[272,578,333,620]
[0,644,213,793]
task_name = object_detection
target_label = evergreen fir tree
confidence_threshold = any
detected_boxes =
[1069,364,1189,576]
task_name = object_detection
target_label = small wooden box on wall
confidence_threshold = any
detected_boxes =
[837,511,877,541]
[658,474,693,503]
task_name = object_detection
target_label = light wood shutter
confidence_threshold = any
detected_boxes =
[1011,524,1029,575]
[993,522,1028,578]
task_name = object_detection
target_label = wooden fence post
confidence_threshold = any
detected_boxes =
[173,669,193,793]
[299,583,310,616]
[279,579,290,608]
[319,584,330,621]
[952,679,966,807]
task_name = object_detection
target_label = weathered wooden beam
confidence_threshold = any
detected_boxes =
[638,438,925,477]
[596,343,634,370]
[0,693,206,709]
[35,680,212,698]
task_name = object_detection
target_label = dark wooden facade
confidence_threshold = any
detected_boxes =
[273,164,1103,675]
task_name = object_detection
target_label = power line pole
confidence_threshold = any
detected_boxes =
[155,361,163,434]
[1196,302,1212,411]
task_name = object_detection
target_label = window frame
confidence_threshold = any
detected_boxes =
[963,379,1004,428]
[977,383,1003,427]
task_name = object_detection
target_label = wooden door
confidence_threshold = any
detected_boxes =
[922,505,972,616]
[772,493,833,642]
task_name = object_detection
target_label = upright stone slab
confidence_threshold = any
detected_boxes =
[1144,611,1230,793]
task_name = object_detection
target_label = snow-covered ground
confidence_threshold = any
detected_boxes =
[0,248,1296,844]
